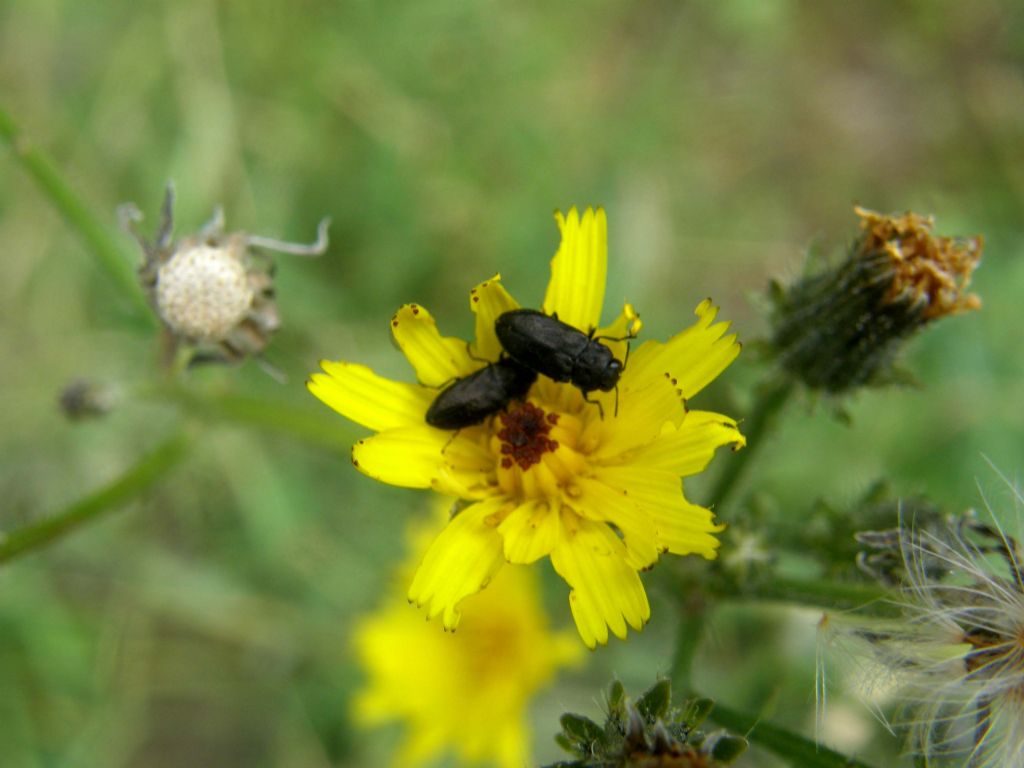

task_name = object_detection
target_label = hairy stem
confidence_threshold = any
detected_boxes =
[702,696,879,768]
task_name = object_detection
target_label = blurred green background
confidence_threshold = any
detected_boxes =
[2,1,1023,766]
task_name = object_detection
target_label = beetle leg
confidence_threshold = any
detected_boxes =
[592,330,639,343]
[439,429,460,451]
[465,341,490,364]
[582,391,606,420]
[432,374,460,390]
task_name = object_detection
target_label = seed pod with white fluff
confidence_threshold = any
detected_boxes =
[120,183,329,371]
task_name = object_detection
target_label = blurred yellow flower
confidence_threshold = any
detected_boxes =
[353,504,581,768]
[310,207,743,647]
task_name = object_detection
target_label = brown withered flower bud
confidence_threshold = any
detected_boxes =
[770,207,982,394]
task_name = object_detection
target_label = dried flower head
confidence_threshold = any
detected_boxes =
[770,207,982,394]
[120,184,329,366]
[822,484,1024,767]
[855,207,982,321]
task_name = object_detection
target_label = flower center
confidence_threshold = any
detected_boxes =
[497,402,559,470]
[156,244,254,340]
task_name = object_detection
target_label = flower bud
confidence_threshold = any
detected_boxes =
[770,207,981,393]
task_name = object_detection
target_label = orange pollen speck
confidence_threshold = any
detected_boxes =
[497,403,560,471]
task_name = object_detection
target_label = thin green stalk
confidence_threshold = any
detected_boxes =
[702,696,878,768]
[707,377,794,512]
[156,385,354,452]
[0,104,154,325]
[668,597,706,693]
[715,574,899,616]
[0,430,192,564]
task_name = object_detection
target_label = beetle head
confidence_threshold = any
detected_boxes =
[575,343,622,392]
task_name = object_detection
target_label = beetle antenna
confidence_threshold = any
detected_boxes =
[614,384,620,417]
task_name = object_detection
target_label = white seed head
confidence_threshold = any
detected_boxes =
[821,488,1024,767]
[155,243,254,340]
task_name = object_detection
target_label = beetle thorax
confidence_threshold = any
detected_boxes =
[572,343,620,392]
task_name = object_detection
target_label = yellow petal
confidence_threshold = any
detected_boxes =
[391,303,477,387]
[632,410,745,477]
[586,375,686,461]
[625,299,740,399]
[543,207,608,333]
[352,426,450,488]
[598,465,723,557]
[397,734,444,768]
[469,275,520,361]
[308,361,435,432]
[572,476,659,570]
[550,512,650,648]
[408,498,507,629]
[497,500,561,564]
[431,432,498,499]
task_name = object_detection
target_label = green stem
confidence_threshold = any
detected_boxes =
[0,104,154,325]
[703,697,878,768]
[0,430,192,564]
[715,574,899,616]
[668,597,706,693]
[707,377,794,512]
[153,385,354,452]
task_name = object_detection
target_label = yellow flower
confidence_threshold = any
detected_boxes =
[352,503,581,768]
[310,207,744,647]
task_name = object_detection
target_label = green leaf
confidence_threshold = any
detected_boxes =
[559,713,605,751]
[636,678,672,722]
[680,697,715,729]
[607,680,625,711]
[709,733,748,763]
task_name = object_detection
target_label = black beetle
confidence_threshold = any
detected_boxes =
[425,358,537,429]
[495,309,634,410]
